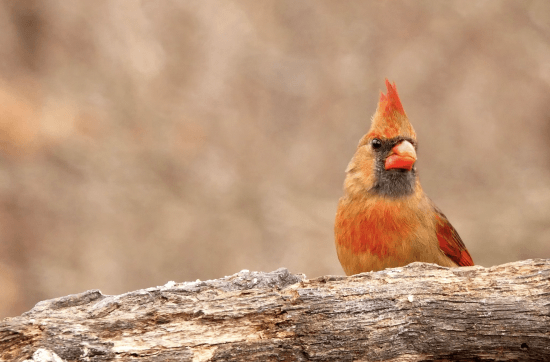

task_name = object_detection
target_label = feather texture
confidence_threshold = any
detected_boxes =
[433,208,474,266]
[334,79,474,275]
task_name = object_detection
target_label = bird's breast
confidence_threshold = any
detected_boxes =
[335,200,415,259]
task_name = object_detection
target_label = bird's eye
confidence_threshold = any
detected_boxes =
[371,138,382,149]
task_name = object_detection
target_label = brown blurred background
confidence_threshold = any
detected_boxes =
[1,1,549,318]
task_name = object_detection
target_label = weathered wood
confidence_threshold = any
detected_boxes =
[1,259,549,361]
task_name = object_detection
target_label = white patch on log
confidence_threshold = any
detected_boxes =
[111,320,259,352]
[191,346,217,362]
[23,348,65,362]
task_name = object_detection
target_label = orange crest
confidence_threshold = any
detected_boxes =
[366,79,416,140]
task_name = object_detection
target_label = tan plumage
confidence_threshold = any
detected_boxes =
[334,80,473,275]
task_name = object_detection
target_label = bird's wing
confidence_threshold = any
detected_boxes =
[433,207,474,266]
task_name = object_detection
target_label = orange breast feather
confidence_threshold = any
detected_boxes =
[335,201,413,259]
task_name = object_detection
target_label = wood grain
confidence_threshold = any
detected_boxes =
[1,260,549,361]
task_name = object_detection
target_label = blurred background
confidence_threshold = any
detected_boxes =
[1,1,549,318]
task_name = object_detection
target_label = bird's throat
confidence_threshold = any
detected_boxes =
[370,168,416,198]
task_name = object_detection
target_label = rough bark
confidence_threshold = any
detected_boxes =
[1,259,549,362]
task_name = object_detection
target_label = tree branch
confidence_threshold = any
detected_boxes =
[1,259,549,361]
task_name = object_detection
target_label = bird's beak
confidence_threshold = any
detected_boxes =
[384,140,417,171]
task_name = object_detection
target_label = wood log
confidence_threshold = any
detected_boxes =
[1,259,549,361]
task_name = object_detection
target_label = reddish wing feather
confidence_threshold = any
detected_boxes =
[433,207,474,266]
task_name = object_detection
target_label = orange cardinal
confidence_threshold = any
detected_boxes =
[334,79,473,275]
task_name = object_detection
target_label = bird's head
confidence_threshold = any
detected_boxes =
[345,80,419,198]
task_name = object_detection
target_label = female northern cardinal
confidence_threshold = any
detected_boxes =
[334,80,473,275]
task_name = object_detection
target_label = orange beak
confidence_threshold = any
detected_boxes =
[384,140,417,171]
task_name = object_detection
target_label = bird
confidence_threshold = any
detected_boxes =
[334,79,473,275]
